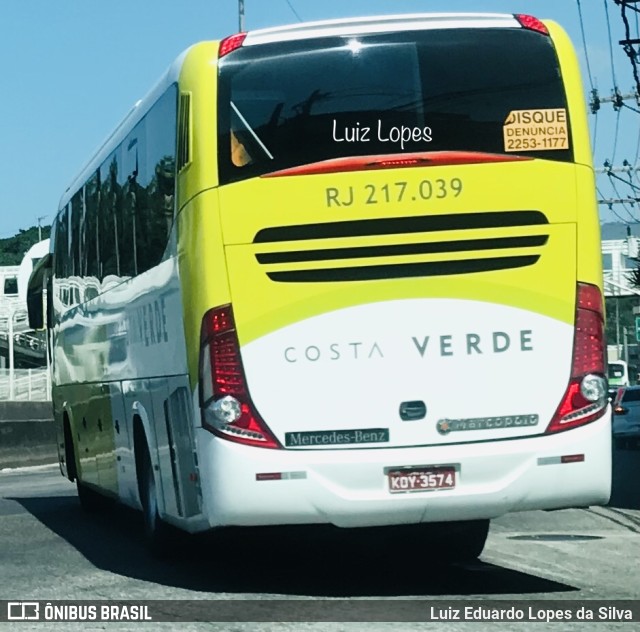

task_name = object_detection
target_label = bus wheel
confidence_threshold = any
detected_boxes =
[76,481,102,513]
[139,442,170,556]
[432,519,490,562]
[67,428,102,513]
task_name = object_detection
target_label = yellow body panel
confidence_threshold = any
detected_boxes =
[174,21,602,387]
[176,42,225,384]
[544,21,593,167]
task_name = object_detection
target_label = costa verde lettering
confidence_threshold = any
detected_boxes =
[411,330,533,357]
[284,342,384,363]
[282,330,534,363]
[120,297,169,347]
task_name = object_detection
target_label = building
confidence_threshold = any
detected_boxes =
[601,223,640,298]
[0,247,49,400]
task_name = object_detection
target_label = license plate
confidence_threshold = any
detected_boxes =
[387,466,456,493]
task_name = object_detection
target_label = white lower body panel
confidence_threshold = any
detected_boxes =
[195,411,612,529]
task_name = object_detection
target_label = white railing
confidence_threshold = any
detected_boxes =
[0,368,51,401]
[0,328,47,352]
[0,306,29,333]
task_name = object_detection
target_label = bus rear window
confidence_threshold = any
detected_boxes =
[218,28,572,184]
[609,364,625,379]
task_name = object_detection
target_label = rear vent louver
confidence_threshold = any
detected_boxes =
[254,211,550,283]
[177,93,191,172]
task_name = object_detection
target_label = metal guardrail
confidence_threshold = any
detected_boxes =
[0,368,50,402]
[0,329,47,353]
[0,307,29,333]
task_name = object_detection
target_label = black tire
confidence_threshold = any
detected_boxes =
[447,519,490,562]
[63,420,77,482]
[139,441,170,556]
[66,423,103,513]
[76,480,103,513]
[424,519,490,563]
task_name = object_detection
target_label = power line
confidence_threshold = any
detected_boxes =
[284,0,303,22]
[602,157,640,220]
[612,106,622,164]
[608,175,640,218]
[606,0,621,86]
[598,89,638,103]
[577,0,596,90]
[596,162,640,172]
[615,0,640,95]
[605,160,640,190]
[598,185,640,223]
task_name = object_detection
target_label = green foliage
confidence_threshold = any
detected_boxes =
[0,225,51,266]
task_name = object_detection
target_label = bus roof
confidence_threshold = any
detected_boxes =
[58,11,538,214]
[244,13,521,46]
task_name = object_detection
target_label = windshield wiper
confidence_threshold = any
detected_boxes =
[230,101,274,160]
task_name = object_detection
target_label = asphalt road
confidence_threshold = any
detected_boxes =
[0,445,638,631]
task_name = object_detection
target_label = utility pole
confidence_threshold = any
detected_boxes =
[239,0,245,32]
[36,215,47,241]
[8,308,14,400]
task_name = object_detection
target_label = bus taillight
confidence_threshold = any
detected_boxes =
[199,304,281,448]
[546,283,607,433]
[219,32,247,58]
[515,15,549,36]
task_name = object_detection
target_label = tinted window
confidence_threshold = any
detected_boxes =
[100,153,120,279]
[85,171,100,278]
[3,277,17,295]
[55,206,69,280]
[70,189,84,277]
[143,85,176,270]
[609,364,625,378]
[218,28,571,184]
[622,388,640,403]
[119,137,136,278]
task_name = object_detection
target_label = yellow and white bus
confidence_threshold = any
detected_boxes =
[29,13,611,561]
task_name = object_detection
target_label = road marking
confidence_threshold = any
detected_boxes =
[1,463,59,474]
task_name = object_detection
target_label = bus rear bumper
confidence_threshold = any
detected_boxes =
[196,411,612,529]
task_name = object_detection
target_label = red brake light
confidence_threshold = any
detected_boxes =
[219,32,247,58]
[546,283,607,433]
[515,14,549,36]
[577,283,603,312]
[199,304,280,448]
[262,151,532,177]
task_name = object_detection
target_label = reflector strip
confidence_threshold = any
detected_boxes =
[561,454,585,464]
[538,454,586,466]
[256,471,307,481]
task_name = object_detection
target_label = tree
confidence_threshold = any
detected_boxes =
[0,225,51,266]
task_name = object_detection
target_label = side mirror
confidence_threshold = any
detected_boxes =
[27,253,52,330]
[27,287,44,330]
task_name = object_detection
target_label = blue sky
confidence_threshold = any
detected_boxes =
[1,0,638,238]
